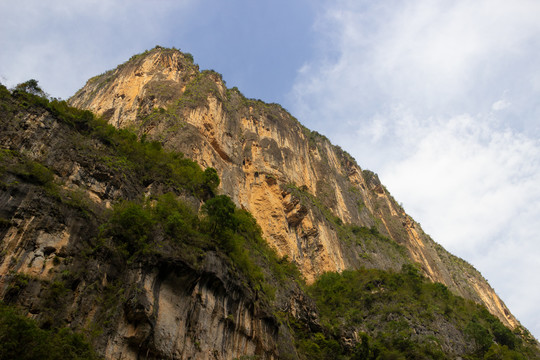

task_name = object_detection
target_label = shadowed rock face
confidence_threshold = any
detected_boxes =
[0,93,290,359]
[69,47,518,330]
[105,255,281,360]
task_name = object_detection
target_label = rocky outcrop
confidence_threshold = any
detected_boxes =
[105,254,279,360]
[69,46,518,330]
[0,93,288,359]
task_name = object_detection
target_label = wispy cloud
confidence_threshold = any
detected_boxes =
[0,0,195,98]
[0,0,316,104]
[492,98,511,111]
[291,0,540,338]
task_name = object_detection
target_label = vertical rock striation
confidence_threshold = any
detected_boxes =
[0,99,284,359]
[69,46,518,330]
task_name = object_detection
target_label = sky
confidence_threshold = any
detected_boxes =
[1,0,539,339]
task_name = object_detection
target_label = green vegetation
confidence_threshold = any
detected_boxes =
[0,149,54,188]
[3,273,32,301]
[90,125,219,199]
[285,183,344,229]
[2,78,302,293]
[290,265,536,360]
[173,70,223,109]
[138,104,184,135]
[203,195,238,236]
[98,192,302,299]
[0,148,96,220]
[350,225,408,261]
[13,79,48,98]
[0,302,98,360]
[302,127,329,150]
[334,144,358,168]
[3,75,539,360]
[127,49,151,62]
[3,81,220,200]
[99,194,206,261]
[183,52,194,63]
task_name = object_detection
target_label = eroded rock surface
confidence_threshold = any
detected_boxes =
[69,47,518,329]
[0,95,289,359]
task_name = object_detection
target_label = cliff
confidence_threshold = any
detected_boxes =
[0,85,295,359]
[1,48,539,359]
[71,47,515,329]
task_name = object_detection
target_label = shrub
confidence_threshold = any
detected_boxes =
[13,79,47,98]
[153,193,198,243]
[202,195,238,236]
[466,321,492,354]
[18,161,54,185]
[184,52,194,63]
[102,201,155,258]
[293,266,532,360]
[0,302,97,360]
[201,167,220,198]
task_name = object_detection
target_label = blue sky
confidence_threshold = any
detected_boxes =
[2,0,540,339]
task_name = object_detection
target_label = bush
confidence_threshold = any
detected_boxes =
[18,161,54,185]
[3,83,215,199]
[13,79,47,98]
[202,195,238,236]
[0,302,97,360]
[102,200,155,258]
[0,149,54,187]
[466,321,492,354]
[154,193,200,244]
[98,193,274,295]
[492,320,519,350]
[201,167,220,198]
[47,99,94,131]
[184,52,194,63]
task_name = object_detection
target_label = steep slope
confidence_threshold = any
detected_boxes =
[0,87,291,359]
[1,82,539,359]
[70,47,518,330]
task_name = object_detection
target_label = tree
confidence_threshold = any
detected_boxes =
[105,201,154,257]
[200,167,220,198]
[14,79,47,98]
[466,321,492,354]
[202,195,237,235]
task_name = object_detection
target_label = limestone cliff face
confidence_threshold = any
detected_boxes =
[70,49,198,129]
[0,98,286,359]
[70,47,517,329]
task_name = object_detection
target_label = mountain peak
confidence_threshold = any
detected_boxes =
[70,46,201,127]
[2,48,539,358]
[68,48,520,332]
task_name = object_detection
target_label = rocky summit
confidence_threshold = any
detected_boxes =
[0,46,539,359]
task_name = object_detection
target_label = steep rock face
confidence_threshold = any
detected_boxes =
[0,96,285,359]
[70,49,198,128]
[70,47,517,329]
[104,255,279,360]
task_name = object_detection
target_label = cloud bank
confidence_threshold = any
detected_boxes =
[290,0,540,338]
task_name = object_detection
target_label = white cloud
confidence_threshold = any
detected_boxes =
[292,0,540,131]
[492,99,511,111]
[382,114,540,255]
[291,0,540,339]
[0,0,195,98]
